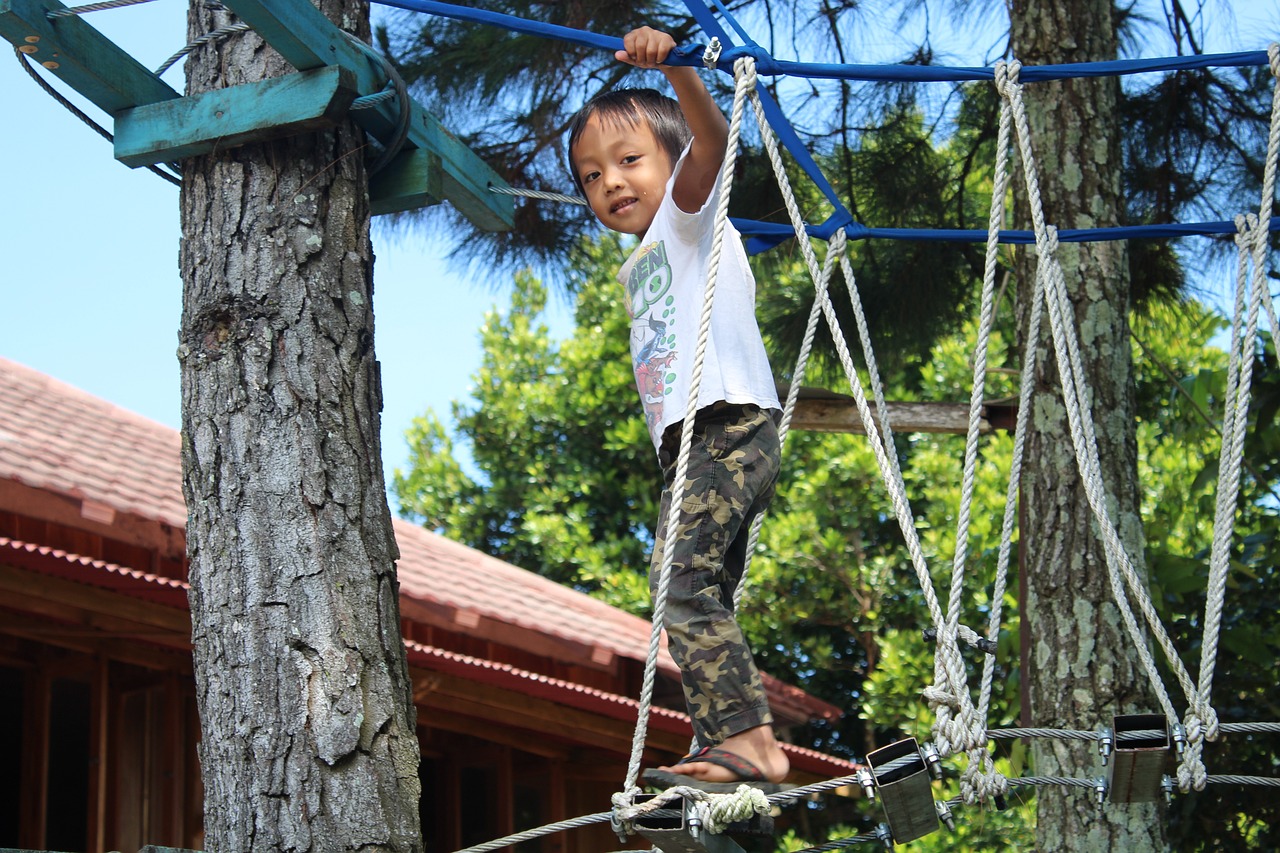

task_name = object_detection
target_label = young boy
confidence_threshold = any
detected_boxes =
[568,26,789,791]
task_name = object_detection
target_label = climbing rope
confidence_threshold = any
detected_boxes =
[1182,45,1280,788]
[738,48,985,763]
[957,62,1026,806]
[995,59,1200,732]
[618,46,758,803]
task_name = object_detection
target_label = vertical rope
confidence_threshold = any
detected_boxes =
[997,59,1198,732]
[745,68,980,759]
[958,70,1019,804]
[616,55,757,806]
[1185,46,1280,787]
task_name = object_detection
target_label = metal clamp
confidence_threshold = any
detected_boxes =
[702,37,722,70]
[1108,714,1173,803]
[936,799,957,831]
[866,737,941,844]
[1094,777,1109,813]
[875,823,895,849]
[1098,726,1114,767]
[858,766,877,801]
[921,742,944,780]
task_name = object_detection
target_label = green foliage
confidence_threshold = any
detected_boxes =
[393,236,663,606]
[396,238,1277,847]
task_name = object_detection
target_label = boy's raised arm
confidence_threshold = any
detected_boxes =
[616,27,730,213]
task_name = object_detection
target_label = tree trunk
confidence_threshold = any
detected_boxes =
[178,1,423,848]
[1010,0,1167,848]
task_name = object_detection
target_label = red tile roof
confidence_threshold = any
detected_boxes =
[0,356,842,726]
[0,359,185,528]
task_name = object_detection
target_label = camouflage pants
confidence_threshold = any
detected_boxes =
[651,401,781,747]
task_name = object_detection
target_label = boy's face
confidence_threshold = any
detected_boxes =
[572,113,673,236]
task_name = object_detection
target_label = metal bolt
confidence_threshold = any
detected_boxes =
[936,799,957,831]
[922,742,944,780]
[858,767,877,801]
[1098,727,1114,766]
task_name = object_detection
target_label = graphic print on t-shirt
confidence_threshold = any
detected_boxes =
[625,239,678,440]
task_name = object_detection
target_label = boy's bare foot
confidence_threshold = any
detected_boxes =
[657,725,790,784]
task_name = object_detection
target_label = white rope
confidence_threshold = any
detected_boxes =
[994,62,1223,793]
[1184,46,1280,789]
[731,224,842,613]
[618,54,757,805]
[957,71,1022,806]
[737,57,983,759]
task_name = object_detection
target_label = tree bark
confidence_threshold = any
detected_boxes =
[178,1,423,849]
[1010,0,1166,849]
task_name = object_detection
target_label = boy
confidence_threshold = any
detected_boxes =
[568,26,789,791]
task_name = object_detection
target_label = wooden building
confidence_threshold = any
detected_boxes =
[0,356,855,852]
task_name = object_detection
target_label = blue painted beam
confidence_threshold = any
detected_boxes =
[219,0,513,231]
[0,0,178,114]
[114,66,359,167]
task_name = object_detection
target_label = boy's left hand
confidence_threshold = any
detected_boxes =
[616,26,677,69]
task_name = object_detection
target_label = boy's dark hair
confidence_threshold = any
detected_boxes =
[567,88,692,195]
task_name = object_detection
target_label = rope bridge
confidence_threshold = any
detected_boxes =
[9,0,1278,849]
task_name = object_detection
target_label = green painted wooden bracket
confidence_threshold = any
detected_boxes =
[369,148,444,215]
[0,0,179,114]
[220,0,513,231]
[114,65,359,167]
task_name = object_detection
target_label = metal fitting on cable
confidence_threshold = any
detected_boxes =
[921,742,943,780]
[875,823,895,849]
[703,37,722,70]
[1172,723,1187,756]
[1094,778,1109,813]
[936,800,956,831]
[1162,775,1175,804]
[687,804,703,840]
[1098,727,1114,766]
[610,812,630,843]
[858,766,877,801]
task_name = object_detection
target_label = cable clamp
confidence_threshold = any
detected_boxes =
[1097,727,1114,766]
[921,742,944,780]
[935,800,957,831]
[703,37,722,69]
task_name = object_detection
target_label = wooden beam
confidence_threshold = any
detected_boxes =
[114,65,359,167]
[219,0,514,230]
[0,563,190,636]
[369,148,444,215]
[419,709,571,759]
[0,610,193,673]
[411,666,689,756]
[0,0,179,114]
[787,387,1022,436]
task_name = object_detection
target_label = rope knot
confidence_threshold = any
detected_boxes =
[829,227,848,256]
[703,785,771,834]
[995,59,1022,97]
[734,56,758,91]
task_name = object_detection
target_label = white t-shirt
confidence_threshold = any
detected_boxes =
[617,146,781,452]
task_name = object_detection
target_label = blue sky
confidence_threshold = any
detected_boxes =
[2,0,1276,505]
[1,1,575,495]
